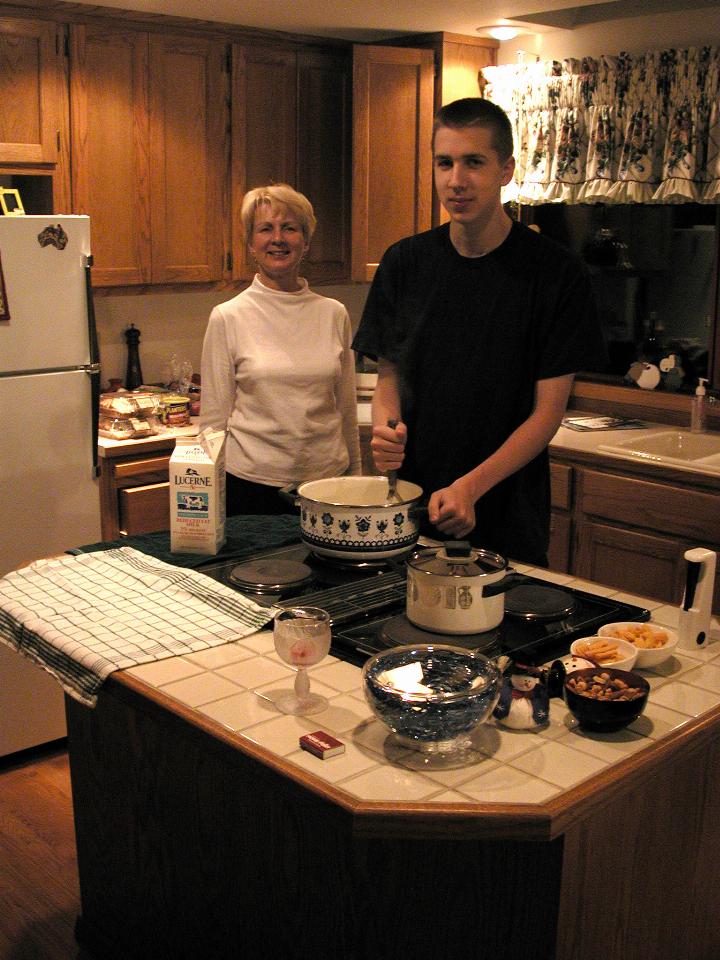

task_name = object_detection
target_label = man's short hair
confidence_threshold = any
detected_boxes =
[433,98,514,162]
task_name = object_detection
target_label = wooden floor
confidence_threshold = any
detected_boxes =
[0,741,94,960]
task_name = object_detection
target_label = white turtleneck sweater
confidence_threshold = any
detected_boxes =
[200,275,361,486]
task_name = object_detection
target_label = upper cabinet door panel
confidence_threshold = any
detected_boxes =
[230,44,352,284]
[230,44,297,280]
[0,18,61,164]
[149,34,229,284]
[297,49,351,284]
[352,46,434,282]
[241,46,297,188]
[70,25,151,286]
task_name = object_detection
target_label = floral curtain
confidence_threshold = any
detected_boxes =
[483,46,720,204]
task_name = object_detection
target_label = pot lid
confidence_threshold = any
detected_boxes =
[407,541,506,578]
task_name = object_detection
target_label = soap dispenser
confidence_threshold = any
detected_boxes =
[691,377,708,433]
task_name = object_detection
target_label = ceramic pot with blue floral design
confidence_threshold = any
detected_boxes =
[283,476,424,561]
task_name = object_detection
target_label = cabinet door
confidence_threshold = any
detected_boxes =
[297,48,352,283]
[70,24,151,286]
[149,34,229,283]
[352,45,434,281]
[436,35,496,106]
[0,17,61,164]
[231,45,352,284]
[548,511,571,574]
[230,44,297,280]
[574,520,685,604]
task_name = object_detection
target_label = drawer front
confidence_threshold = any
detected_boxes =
[119,482,169,536]
[114,455,172,483]
[578,469,720,543]
[550,462,572,511]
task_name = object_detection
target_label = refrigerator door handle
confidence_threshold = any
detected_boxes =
[89,367,101,477]
[84,255,101,477]
[84,255,100,367]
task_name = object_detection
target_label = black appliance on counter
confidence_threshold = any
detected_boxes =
[198,542,651,667]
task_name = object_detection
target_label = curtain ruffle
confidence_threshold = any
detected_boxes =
[484,45,720,205]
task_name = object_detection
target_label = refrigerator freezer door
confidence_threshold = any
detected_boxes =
[0,215,92,374]
[0,369,101,576]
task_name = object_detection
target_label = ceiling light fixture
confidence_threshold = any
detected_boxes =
[477,24,529,41]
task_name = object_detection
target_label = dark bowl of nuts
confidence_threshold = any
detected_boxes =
[563,667,650,732]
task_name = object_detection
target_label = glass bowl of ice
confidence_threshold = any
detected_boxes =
[362,644,502,754]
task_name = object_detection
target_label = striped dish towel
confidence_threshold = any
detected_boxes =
[0,547,276,707]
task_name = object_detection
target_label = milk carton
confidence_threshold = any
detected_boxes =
[170,429,226,555]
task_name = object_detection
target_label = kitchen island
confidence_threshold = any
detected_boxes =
[63,553,720,960]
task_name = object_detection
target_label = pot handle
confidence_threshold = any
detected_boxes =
[481,571,532,598]
[277,484,300,508]
[408,502,429,521]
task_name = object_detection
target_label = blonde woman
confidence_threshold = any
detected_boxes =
[200,184,361,515]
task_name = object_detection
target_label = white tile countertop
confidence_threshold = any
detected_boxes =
[122,565,720,807]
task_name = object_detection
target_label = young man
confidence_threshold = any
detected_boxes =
[352,98,606,565]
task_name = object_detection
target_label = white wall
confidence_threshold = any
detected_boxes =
[95,281,371,389]
[497,8,720,64]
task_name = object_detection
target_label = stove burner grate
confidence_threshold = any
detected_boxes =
[274,569,406,625]
[308,549,410,572]
[504,584,576,621]
[227,558,313,596]
[379,614,502,654]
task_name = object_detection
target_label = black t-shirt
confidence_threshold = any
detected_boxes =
[353,221,607,564]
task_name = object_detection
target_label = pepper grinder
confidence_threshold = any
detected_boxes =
[124,323,144,390]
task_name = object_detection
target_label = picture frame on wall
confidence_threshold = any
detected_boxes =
[0,188,25,216]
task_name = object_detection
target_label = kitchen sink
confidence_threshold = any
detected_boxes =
[598,430,720,475]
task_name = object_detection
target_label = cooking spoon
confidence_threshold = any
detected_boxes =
[384,418,402,505]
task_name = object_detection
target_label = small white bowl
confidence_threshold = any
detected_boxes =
[598,622,678,669]
[570,635,638,671]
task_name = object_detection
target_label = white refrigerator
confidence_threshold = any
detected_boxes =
[0,215,102,756]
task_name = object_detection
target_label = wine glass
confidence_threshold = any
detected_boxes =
[272,606,331,715]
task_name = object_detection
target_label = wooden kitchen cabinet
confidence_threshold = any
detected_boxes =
[573,467,720,608]
[148,33,229,284]
[1,7,355,289]
[70,24,229,286]
[231,43,351,283]
[0,17,64,164]
[70,24,151,285]
[0,16,70,211]
[296,48,352,283]
[551,453,720,612]
[351,45,434,281]
[548,462,573,573]
[386,32,498,227]
[100,448,173,540]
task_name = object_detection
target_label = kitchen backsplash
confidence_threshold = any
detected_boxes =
[95,282,371,388]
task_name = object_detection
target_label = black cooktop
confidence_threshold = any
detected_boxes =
[198,542,651,667]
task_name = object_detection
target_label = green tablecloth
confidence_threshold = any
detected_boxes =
[71,515,302,568]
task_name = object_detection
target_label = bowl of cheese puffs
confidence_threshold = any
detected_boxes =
[598,621,678,669]
[570,635,638,672]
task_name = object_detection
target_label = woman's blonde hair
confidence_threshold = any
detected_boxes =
[241,183,317,246]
